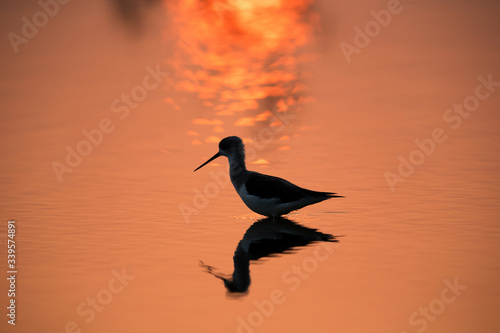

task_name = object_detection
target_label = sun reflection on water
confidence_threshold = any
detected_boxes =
[164,0,320,156]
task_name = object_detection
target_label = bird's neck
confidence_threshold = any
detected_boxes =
[230,242,251,291]
[227,150,247,178]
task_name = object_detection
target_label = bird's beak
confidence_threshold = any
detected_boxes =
[194,152,221,172]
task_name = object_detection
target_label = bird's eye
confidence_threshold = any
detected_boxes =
[219,139,230,150]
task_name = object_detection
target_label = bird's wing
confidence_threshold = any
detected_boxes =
[245,172,322,203]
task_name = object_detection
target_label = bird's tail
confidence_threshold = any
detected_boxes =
[325,192,344,198]
[304,189,344,200]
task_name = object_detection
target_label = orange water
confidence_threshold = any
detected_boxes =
[1,1,499,332]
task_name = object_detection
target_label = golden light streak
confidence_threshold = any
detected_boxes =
[164,0,320,153]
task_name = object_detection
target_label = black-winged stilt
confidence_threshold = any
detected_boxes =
[194,136,343,217]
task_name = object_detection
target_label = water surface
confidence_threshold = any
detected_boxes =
[0,1,499,332]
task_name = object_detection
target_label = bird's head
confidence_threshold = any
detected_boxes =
[218,136,244,157]
[194,136,244,172]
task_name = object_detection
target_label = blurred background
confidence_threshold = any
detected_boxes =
[0,0,499,332]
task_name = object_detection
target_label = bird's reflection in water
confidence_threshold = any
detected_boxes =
[200,217,338,296]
